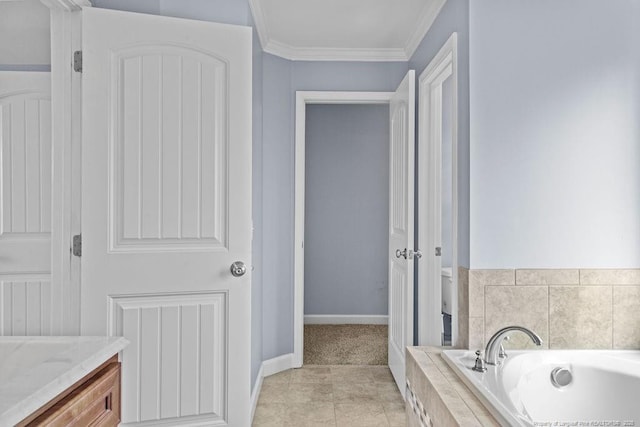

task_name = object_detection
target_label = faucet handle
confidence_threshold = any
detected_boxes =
[499,336,510,359]
[472,350,487,372]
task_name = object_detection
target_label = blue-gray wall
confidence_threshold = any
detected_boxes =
[0,65,50,71]
[91,0,160,14]
[261,58,408,359]
[92,0,251,23]
[409,0,470,269]
[469,0,640,268]
[304,104,389,316]
[261,53,294,361]
[158,0,250,25]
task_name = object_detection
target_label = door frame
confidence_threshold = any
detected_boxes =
[293,91,393,367]
[42,0,90,334]
[417,32,459,346]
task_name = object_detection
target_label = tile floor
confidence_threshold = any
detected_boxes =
[252,365,407,426]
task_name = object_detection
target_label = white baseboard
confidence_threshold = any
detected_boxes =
[304,314,388,325]
[250,364,264,422]
[262,352,295,377]
[251,354,296,424]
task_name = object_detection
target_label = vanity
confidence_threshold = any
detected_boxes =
[0,336,128,426]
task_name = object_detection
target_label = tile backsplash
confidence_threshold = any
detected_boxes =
[457,269,640,351]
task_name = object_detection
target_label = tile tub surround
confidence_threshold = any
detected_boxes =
[457,267,470,349]
[406,347,498,426]
[457,269,640,351]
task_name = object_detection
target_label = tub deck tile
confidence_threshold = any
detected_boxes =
[406,347,499,426]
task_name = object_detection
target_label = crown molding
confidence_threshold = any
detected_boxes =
[248,0,270,49]
[264,39,409,62]
[250,0,445,62]
[40,0,91,12]
[404,0,447,59]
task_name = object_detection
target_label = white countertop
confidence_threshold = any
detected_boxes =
[0,336,129,426]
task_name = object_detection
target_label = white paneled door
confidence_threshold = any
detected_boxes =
[388,70,415,396]
[0,72,53,336]
[81,9,252,426]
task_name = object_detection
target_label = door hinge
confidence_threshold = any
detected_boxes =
[72,234,82,257]
[435,247,442,257]
[73,50,82,73]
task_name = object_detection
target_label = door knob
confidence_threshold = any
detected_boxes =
[230,261,247,277]
[395,249,408,259]
[395,248,422,260]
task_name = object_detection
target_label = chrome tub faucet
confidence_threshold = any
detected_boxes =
[484,326,542,366]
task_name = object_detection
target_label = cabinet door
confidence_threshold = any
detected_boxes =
[0,72,53,337]
[81,8,252,426]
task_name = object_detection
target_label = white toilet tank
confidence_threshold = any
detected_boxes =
[441,267,453,315]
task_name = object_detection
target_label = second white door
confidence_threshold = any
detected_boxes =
[0,72,53,336]
[388,70,415,395]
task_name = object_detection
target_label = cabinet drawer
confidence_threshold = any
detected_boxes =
[26,361,121,427]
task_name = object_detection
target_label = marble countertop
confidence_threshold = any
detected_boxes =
[0,336,129,426]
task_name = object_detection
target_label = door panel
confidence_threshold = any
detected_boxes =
[388,70,415,396]
[82,9,251,426]
[110,292,226,422]
[0,72,52,336]
[1,279,52,335]
[114,49,228,251]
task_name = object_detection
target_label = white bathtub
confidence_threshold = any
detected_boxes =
[442,349,640,427]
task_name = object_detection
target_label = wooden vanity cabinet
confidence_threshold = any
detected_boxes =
[17,356,121,427]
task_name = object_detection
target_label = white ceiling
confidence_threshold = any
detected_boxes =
[249,0,447,61]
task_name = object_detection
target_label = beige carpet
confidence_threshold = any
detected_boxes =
[303,324,388,365]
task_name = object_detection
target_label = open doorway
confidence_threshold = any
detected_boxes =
[293,91,393,368]
[302,101,389,364]
[293,76,416,396]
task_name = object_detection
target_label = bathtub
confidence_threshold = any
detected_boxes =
[442,349,640,427]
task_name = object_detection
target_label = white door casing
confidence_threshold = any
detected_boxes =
[81,8,251,427]
[0,72,53,336]
[293,91,394,368]
[418,33,458,347]
[388,70,415,396]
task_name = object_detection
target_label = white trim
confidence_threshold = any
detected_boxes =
[304,315,389,325]
[417,33,458,346]
[250,353,294,424]
[403,0,447,59]
[294,91,393,368]
[264,40,408,62]
[262,353,295,377]
[48,6,83,334]
[247,0,270,53]
[250,363,264,423]
[248,0,444,62]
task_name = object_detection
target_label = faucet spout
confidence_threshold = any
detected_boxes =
[484,326,542,366]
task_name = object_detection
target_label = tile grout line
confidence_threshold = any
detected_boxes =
[547,284,551,349]
[611,284,614,349]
